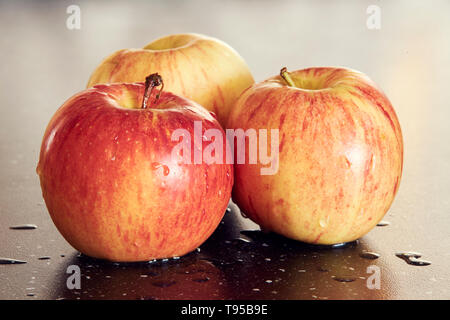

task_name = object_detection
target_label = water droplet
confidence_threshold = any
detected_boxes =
[226,207,231,213]
[152,280,176,288]
[234,237,252,244]
[395,252,431,266]
[359,251,380,260]
[376,221,390,227]
[344,156,351,168]
[38,256,51,260]
[265,280,273,283]
[151,162,170,176]
[192,277,210,283]
[319,217,329,228]
[9,224,37,230]
[332,276,356,283]
[252,288,260,292]
[317,266,329,272]
[0,258,27,264]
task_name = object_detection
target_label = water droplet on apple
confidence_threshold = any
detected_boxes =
[344,156,351,168]
[111,156,116,161]
[151,162,170,176]
[319,217,329,228]
[163,166,170,176]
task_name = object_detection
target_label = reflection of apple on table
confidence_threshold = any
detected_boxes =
[52,252,230,300]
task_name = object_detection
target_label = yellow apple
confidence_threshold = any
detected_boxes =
[87,33,254,126]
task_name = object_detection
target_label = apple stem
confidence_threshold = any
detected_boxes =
[142,73,164,109]
[280,67,295,87]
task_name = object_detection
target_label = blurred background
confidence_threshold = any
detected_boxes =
[0,0,449,299]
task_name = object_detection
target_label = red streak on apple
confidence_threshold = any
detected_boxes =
[37,81,233,262]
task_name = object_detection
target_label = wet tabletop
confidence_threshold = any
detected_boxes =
[1,0,449,300]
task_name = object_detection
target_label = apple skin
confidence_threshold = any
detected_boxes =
[227,67,403,245]
[87,33,254,126]
[37,82,233,262]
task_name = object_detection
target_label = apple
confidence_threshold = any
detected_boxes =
[37,74,233,262]
[87,33,254,127]
[227,67,403,245]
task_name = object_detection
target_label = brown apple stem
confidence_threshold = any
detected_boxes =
[280,67,295,87]
[142,73,164,109]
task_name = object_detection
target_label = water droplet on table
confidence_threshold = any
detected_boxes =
[192,277,210,283]
[9,224,37,230]
[332,276,356,283]
[395,252,431,266]
[0,258,27,264]
[376,221,390,227]
[359,251,380,260]
[152,280,176,288]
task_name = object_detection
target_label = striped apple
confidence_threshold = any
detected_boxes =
[37,74,233,262]
[87,33,254,127]
[227,67,403,245]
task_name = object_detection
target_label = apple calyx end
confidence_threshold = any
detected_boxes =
[142,73,164,109]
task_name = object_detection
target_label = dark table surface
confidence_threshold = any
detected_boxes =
[1,0,449,300]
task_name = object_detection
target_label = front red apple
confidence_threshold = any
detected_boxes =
[227,67,403,245]
[37,74,233,262]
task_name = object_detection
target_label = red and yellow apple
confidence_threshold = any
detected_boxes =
[227,67,403,245]
[87,33,254,127]
[37,74,233,262]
